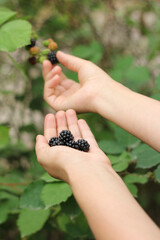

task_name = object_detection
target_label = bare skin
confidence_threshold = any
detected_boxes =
[35,109,160,240]
[43,51,160,151]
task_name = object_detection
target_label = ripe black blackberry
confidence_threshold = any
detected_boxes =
[77,139,90,152]
[49,137,62,147]
[28,56,36,65]
[26,38,36,50]
[66,140,79,150]
[47,51,59,64]
[59,130,74,145]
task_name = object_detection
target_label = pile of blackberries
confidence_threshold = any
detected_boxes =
[49,130,90,152]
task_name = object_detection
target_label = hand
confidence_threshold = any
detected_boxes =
[43,51,112,113]
[35,109,111,184]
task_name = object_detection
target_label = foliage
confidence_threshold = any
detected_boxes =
[0,1,160,239]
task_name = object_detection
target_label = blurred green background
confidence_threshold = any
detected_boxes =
[0,0,160,239]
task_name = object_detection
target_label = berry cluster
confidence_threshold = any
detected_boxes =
[25,34,59,65]
[49,130,90,152]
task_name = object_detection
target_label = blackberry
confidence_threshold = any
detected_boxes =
[77,139,90,152]
[59,130,74,145]
[47,51,59,64]
[28,56,36,65]
[49,137,62,147]
[66,140,79,150]
[26,38,36,50]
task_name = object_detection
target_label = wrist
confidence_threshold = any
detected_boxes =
[94,77,133,120]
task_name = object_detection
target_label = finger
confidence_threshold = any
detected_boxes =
[46,65,62,82]
[78,119,98,148]
[66,109,82,140]
[43,60,54,79]
[46,74,61,89]
[35,134,50,162]
[56,111,68,136]
[44,114,57,141]
[57,51,86,72]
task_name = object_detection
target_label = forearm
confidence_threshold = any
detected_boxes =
[94,78,160,151]
[70,164,160,240]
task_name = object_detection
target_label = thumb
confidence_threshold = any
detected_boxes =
[57,51,85,72]
[35,135,49,162]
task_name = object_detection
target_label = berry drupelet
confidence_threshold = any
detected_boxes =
[47,51,59,64]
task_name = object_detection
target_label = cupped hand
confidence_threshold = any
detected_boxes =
[43,51,112,113]
[35,109,111,184]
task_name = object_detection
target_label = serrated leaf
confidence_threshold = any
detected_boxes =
[0,19,31,52]
[0,125,10,149]
[41,182,72,208]
[125,183,138,197]
[41,172,61,183]
[136,144,160,169]
[123,174,148,184]
[155,165,160,183]
[20,181,45,209]
[0,7,17,25]
[98,140,124,154]
[112,152,130,172]
[113,161,129,172]
[17,208,50,237]
[114,126,140,149]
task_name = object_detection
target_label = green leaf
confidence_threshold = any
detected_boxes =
[113,55,134,71]
[20,181,45,209]
[155,165,160,183]
[17,208,50,237]
[41,172,61,183]
[0,7,17,25]
[0,125,10,149]
[61,196,81,218]
[72,41,103,63]
[0,197,19,223]
[114,126,140,149]
[151,94,160,101]
[72,45,93,59]
[0,207,8,224]
[41,182,72,208]
[98,140,125,154]
[136,144,160,169]
[125,183,138,197]
[123,174,148,184]
[0,19,32,52]
[112,152,130,172]
[125,66,150,90]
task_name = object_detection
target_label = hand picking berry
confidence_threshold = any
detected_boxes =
[48,130,90,152]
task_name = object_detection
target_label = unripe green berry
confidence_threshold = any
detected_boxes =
[43,40,49,47]
[38,56,47,63]
[41,49,50,55]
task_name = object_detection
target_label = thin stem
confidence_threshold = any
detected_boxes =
[6,53,29,82]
